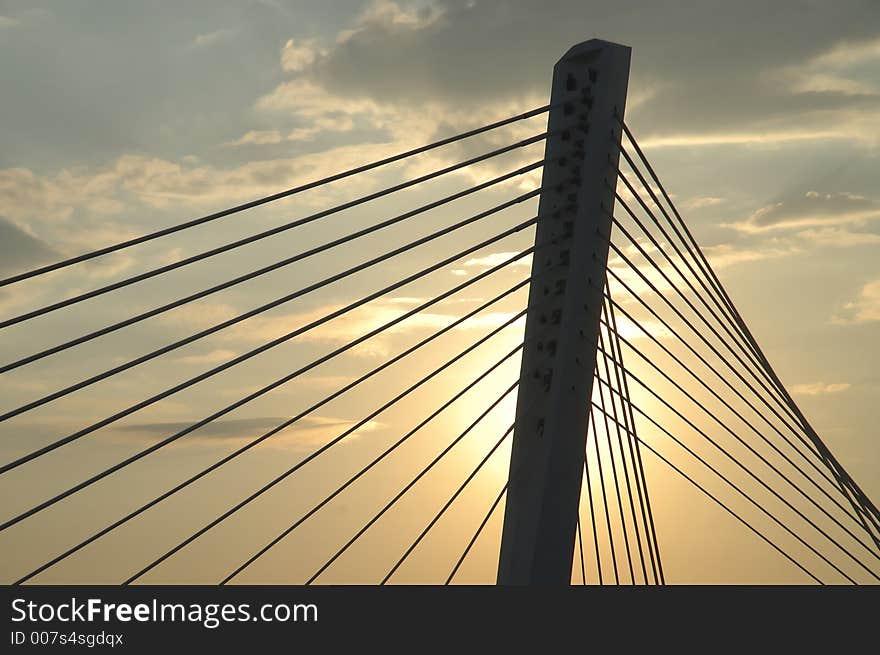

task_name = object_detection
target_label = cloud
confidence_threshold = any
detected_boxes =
[176,349,239,365]
[730,191,880,233]
[287,116,355,142]
[226,119,356,148]
[791,382,852,396]
[773,35,880,97]
[603,234,803,306]
[701,242,801,269]
[797,226,880,248]
[635,32,880,147]
[239,0,880,169]
[120,416,291,440]
[2,2,558,252]
[834,279,880,324]
[810,35,880,69]
[233,301,523,353]
[190,29,236,49]
[333,0,444,49]
[261,0,880,150]
[683,196,725,210]
[225,129,284,147]
[636,129,847,149]
[0,215,59,274]
[255,13,548,180]
[787,74,877,97]
[609,314,672,342]
[79,252,137,280]
[281,38,319,72]
[160,295,525,359]
[117,415,381,449]
[605,257,676,302]
[159,302,239,329]
[254,76,443,155]
[281,0,541,112]
[0,141,402,254]
[450,252,532,276]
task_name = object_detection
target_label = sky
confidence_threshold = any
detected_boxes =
[0,0,878,584]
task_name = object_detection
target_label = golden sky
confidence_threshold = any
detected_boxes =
[0,0,878,584]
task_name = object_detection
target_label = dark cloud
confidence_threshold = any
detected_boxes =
[0,215,58,273]
[0,1,366,170]
[746,191,878,228]
[118,415,352,441]
[6,0,879,176]
[112,414,378,453]
[303,0,880,135]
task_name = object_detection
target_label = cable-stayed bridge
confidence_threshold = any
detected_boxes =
[1,39,878,585]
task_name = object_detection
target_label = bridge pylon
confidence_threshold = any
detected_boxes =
[497,39,631,585]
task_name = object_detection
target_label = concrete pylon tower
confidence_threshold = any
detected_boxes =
[497,39,631,585]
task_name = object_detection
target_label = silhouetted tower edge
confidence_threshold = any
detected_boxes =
[497,39,631,585]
